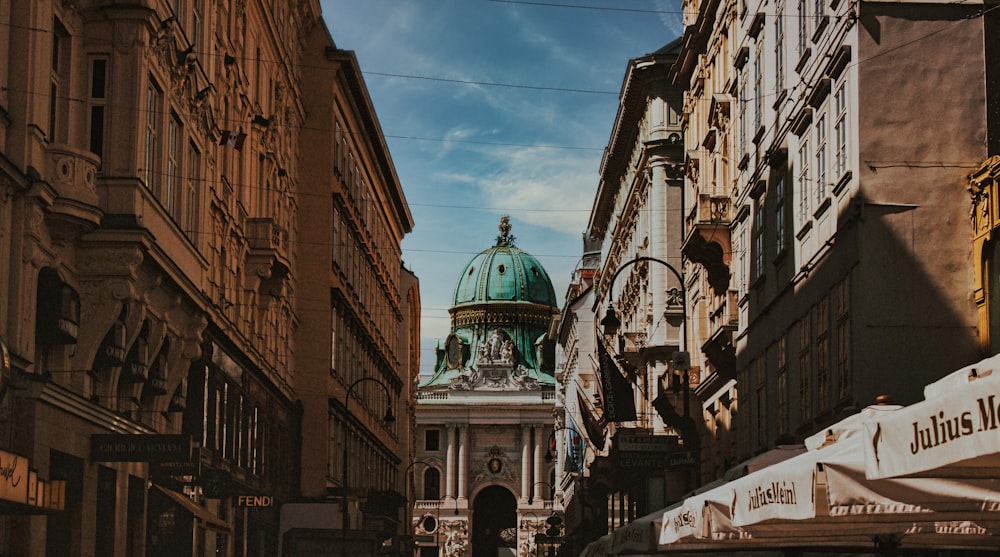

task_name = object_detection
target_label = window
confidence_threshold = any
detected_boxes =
[816,296,830,411]
[425,429,440,451]
[88,56,109,160]
[737,224,749,296]
[836,277,851,399]
[192,0,202,44]
[797,138,810,224]
[815,112,828,205]
[774,4,785,95]
[798,315,811,422]
[185,142,201,239]
[797,0,809,57]
[774,173,787,252]
[833,82,848,179]
[144,79,163,192]
[50,19,70,142]
[423,468,440,500]
[165,114,182,219]
[739,72,748,160]
[752,199,766,280]
[753,39,764,134]
[776,334,788,434]
[754,355,766,446]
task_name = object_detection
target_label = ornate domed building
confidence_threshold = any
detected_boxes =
[412,217,562,557]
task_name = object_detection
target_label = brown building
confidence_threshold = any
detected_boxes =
[0,1,416,557]
[284,32,416,557]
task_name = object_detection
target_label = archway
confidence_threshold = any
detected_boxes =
[471,485,516,557]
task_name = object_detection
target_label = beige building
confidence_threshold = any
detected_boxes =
[0,1,416,557]
[669,0,990,486]
[412,219,560,557]
[580,38,695,536]
[670,0,742,484]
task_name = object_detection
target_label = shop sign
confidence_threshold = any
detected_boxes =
[0,449,28,503]
[617,434,680,452]
[617,450,697,470]
[91,434,193,463]
[236,494,274,507]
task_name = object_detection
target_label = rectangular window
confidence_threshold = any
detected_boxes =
[87,56,108,160]
[816,296,830,411]
[776,334,788,435]
[49,19,69,142]
[739,73,748,160]
[754,355,766,446]
[797,138,810,224]
[192,0,202,43]
[425,429,440,451]
[836,277,851,399]
[166,114,182,219]
[834,82,848,179]
[775,4,785,95]
[797,0,809,57]
[753,39,764,134]
[798,315,812,422]
[774,173,787,252]
[185,142,201,239]
[144,79,163,192]
[815,112,828,204]
[752,200,766,280]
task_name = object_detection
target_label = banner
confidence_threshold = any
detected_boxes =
[597,337,636,422]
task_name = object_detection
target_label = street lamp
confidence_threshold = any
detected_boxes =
[528,481,553,505]
[600,256,689,417]
[341,376,395,557]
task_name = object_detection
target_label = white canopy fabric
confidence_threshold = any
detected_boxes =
[864,353,1000,480]
[590,354,1000,555]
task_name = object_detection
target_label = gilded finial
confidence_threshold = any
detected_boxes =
[496,215,516,246]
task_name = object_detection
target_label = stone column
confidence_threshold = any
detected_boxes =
[520,424,530,502]
[445,424,456,499]
[458,426,468,501]
[533,425,543,502]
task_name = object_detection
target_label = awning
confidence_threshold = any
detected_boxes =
[154,485,230,531]
[640,404,1000,553]
[864,353,1000,479]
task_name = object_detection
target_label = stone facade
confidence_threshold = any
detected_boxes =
[0,1,416,557]
[414,219,560,557]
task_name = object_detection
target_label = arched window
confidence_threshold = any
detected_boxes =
[422,467,440,501]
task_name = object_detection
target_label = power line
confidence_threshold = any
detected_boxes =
[364,70,617,95]
[485,0,683,14]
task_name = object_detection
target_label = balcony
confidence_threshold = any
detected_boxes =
[246,217,291,297]
[682,223,731,295]
[41,144,102,238]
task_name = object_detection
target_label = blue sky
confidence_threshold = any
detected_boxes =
[318,0,683,376]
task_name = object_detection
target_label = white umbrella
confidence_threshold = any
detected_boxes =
[864,353,1000,480]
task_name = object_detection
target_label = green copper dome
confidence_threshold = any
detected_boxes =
[452,218,557,308]
[422,217,560,390]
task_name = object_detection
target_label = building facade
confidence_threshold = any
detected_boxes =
[412,218,560,557]
[552,236,604,557]
[670,0,743,484]
[0,0,319,555]
[284,30,416,557]
[0,2,418,557]
[658,0,999,510]
[580,39,696,533]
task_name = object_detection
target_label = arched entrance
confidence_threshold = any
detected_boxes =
[471,486,516,557]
